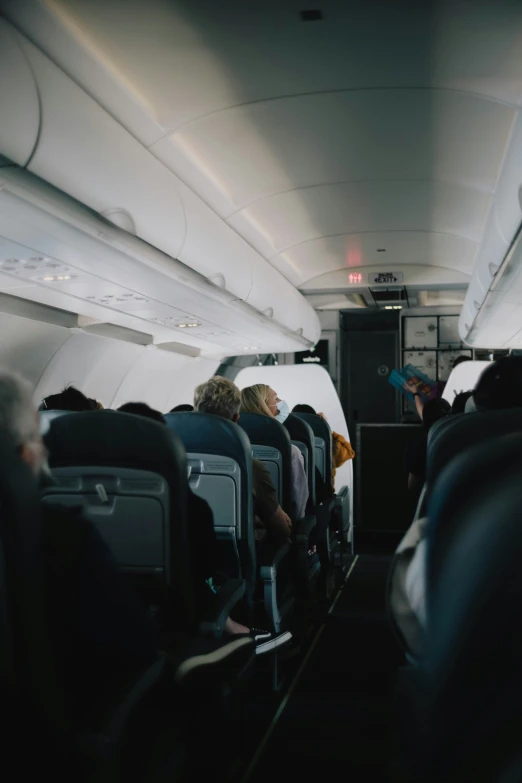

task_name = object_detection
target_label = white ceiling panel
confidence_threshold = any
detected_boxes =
[271,232,478,286]
[6,0,522,132]
[228,181,490,260]
[166,90,514,214]
[3,0,522,317]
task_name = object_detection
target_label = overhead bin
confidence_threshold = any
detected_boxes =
[0,19,319,353]
[0,167,318,355]
[460,113,522,346]
[0,21,40,167]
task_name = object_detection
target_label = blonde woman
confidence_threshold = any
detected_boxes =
[240,385,309,521]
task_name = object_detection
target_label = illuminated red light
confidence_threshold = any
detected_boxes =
[349,272,363,284]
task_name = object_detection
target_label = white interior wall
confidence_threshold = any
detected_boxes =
[442,360,491,402]
[235,363,353,490]
[0,311,220,410]
[0,312,70,386]
[113,350,219,412]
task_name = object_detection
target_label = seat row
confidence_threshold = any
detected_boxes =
[391,405,522,781]
[40,405,352,637]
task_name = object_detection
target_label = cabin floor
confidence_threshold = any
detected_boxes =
[237,553,405,783]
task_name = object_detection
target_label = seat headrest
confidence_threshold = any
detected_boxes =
[426,407,522,495]
[45,410,186,487]
[165,411,252,467]
[284,414,315,450]
[292,411,332,441]
[238,412,292,454]
[424,433,522,781]
[39,409,72,435]
[426,413,459,448]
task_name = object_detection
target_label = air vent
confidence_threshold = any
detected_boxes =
[369,287,407,303]
[300,9,323,20]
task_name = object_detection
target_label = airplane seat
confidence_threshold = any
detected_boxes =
[39,408,73,435]
[294,412,332,482]
[408,415,462,520]
[284,412,341,582]
[0,431,73,775]
[294,412,353,553]
[415,434,522,782]
[43,410,244,639]
[166,411,294,633]
[283,414,316,508]
[238,412,321,600]
[238,412,293,513]
[426,408,522,503]
[426,413,460,450]
[0,427,253,779]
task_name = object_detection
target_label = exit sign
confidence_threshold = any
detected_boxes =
[369,271,404,284]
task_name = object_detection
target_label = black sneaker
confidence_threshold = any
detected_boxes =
[254,631,293,656]
[250,628,272,642]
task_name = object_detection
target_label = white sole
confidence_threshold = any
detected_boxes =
[255,631,293,655]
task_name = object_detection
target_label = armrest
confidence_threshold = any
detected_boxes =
[259,542,290,579]
[293,513,317,543]
[336,485,349,500]
[198,578,245,638]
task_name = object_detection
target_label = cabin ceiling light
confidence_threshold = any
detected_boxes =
[177,322,200,328]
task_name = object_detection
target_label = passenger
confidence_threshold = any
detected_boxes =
[194,377,292,546]
[240,385,309,521]
[405,398,451,502]
[39,385,99,412]
[451,390,473,414]
[170,403,194,412]
[391,358,522,659]
[0,368,159,728]
[119,398,289,649]
[291,403,355,487]
[473,355,522,411]
[118,401,166,423]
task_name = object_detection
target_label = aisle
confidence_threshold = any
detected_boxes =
[243,555,404,782]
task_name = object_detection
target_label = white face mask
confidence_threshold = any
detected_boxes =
[275,399,290,424]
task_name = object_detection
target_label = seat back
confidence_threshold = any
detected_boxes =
[165,412,256,596]
[421,435,522,782]
[39,409,72,435]
[237,412,293,514]
[0,433,69,771]
[284,414,316,506]
[426,413,461,449]
[294,412,333,485]
[44,410,194,627]
[426,408,522,497]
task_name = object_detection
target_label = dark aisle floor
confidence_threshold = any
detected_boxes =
[244,555,405,782]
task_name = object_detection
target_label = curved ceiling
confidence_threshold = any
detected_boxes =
[3,0,522,297]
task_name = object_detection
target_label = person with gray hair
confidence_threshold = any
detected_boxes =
[0,368,46,474]
[194,376,292,545]
[0,367,159,725]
